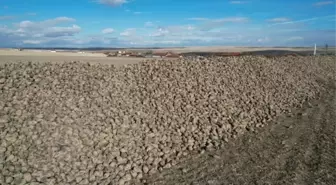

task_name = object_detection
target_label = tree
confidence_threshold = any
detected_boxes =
[144,50,153,55]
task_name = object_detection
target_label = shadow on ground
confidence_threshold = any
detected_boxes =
[144,81,336,185]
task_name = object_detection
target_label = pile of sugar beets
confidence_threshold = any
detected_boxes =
[0,56,335,185]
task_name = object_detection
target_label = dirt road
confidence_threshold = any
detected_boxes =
[145,82,336,185]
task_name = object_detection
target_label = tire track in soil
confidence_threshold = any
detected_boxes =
[144,82,336,185]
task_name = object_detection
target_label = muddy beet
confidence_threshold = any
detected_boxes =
[0,56,335,185]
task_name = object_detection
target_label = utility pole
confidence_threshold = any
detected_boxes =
[325,44,328,55]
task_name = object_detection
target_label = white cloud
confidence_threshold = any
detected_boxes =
[200,17,249,30]
[18,17,75,31]
[0,16,14,20]
[187,17,209,21]
[0,26,10,33]
[187,17,249,31]
[102,28,114,34]
[149,25,195,37]
[53,17,75,22]
[144,40,182,45]
[19,21,34,28]
[150,27,170,37]
[187,26,195,30]
[0,14,334,47]
[313,1,334,6]
[229,1,247,4]
[286,36,304,41]
[257,37,270,43]
[133,12,142,15]
[0,16,82,47]
[44,25,81,37]
[23,40,42,44]
[212,17,249,23]
[267,17,291,23]
[190,17,249,23]
[120,28,136,36]
[27,12,37,16]
[271,18,317,25]
[97,0,127,6]
[270,15,335,26]
[145,21,154,27]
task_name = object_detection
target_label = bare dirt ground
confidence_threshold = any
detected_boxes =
[1,47,333,66]
[0,50,144,66]
[154,46,299,53]
[0,55,144,66]
[152,46,335,54]
[144,81,336,185]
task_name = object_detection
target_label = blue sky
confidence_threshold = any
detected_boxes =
[0,0,335,47]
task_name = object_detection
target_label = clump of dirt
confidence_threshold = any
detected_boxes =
[0,56,335,185]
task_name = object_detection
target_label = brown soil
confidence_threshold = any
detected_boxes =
[144,81,336,185]
[0,55,144,66]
